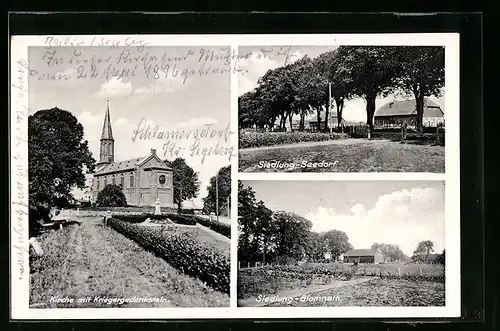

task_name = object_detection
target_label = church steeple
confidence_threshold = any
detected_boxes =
[98,100,115,165]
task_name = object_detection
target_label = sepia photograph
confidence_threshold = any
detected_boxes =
[237,180,446,307]
[26,44,233,308]
[238,45,445,173]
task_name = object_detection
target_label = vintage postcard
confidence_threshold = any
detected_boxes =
[10,33,460,320]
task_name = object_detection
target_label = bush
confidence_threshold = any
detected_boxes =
[96,184,127,207]
[112,213,197,225]
[108,218,229,293]
[239,131,349,149]
[192,216,231,238]
[165,214,197,226]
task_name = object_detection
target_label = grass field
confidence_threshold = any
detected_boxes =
[30,217,229,308]
[239,139,445,173]
[238,263,445,307]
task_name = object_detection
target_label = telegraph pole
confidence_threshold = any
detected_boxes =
[328,82,333,134]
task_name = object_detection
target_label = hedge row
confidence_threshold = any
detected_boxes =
[108,218,230,293]
[239,131,349,149]
[112,214,197,225]
[164,214,198,226]
[192,216,231,238]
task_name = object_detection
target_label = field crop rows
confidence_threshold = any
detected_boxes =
[108,218,230,294]
[238,263,445,304]
[30,219,229,308]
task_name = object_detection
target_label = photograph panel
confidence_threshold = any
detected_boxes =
[238,45,445,173]
[237,180,446,307]
[27,45,233,308]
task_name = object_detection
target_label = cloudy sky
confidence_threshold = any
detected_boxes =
[238,46,445,123]
[240,180,445,256]
[29,46,233,205]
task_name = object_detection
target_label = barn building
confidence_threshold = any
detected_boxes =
[91,101,175,207]
[374,98,444,128]
[343,249,384,264]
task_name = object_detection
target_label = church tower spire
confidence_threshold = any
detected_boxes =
[98,100,115,165]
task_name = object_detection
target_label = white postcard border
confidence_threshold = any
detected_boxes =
[10,33,460,319]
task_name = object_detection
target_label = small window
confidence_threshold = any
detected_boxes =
[112,176,116,185]
[104,178,107,186]
[129,174,134,188]
[97,179,100,190]
[120,176,124,187]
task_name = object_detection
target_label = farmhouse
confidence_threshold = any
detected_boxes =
[91,101,175,207]
[374,98,444,128]
[343,249,384,264]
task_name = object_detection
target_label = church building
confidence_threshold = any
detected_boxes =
[91,101,175,207]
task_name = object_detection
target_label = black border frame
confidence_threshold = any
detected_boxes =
[7,12,487,330]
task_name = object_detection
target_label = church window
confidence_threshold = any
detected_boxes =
[112,176,116,185]
[159,175,166,185]
[129,174,135,188]
[120,176,124,187]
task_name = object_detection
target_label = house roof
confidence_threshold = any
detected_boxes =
[375,98,444,118]
[344,249,378,257]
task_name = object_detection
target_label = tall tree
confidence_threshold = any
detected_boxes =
[163,158,200,212]
[202,165,231,216]
[255,200,274,263]
[336,46,401,138]
[237,182,259,262]
[29,108,95,208]
[315,50,354,130]
[395,46,445,132]
[412,240,435,262]
[322,229,353,261]
[304,231,327,262]
[371,243,406,262]
[273,211,313,262]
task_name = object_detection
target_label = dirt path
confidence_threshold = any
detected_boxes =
[30,217,229,308]
[238,277,376,307]
[239,139,389,153]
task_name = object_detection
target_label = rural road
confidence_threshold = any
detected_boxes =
[238,276,377,307]
[239,139,390,153]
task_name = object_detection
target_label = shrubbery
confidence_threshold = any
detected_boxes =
[192,216,231,238]
[239,131,349,149]
[112,213,197,226]
[96,184,127,207]
[108,218,230,293]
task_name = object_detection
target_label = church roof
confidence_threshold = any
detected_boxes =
[94,152,173,176]
[101,100,114,140]
[94,157,146,175]
[375,98,444,118]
